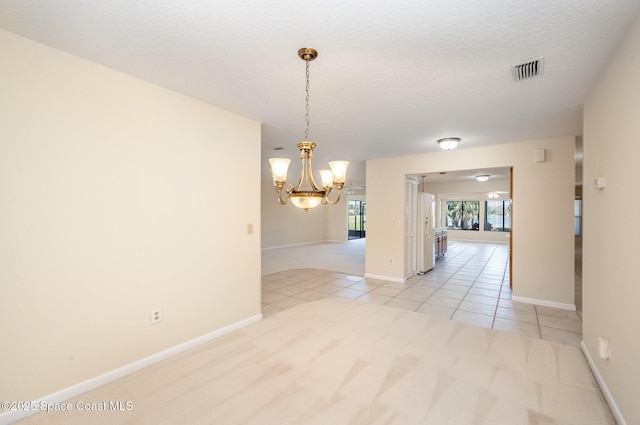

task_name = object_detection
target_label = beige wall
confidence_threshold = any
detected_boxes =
[366,137,575,306]
[583,11,640,425]
[0,30,262,402]
[326,195,349,242]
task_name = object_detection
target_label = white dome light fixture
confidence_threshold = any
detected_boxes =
[437,137,460,150]
[476,175,490,182]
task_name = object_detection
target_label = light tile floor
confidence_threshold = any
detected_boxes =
[262,241,583,346]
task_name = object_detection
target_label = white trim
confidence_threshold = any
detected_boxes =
[262,240,344,250]
[0,313,263,425]
[580,341,627,425]
[449,238,509,244]
[511,295,576,311]
[262,241,321,250]
[364,273,405,283]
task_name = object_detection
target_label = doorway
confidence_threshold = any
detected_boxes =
[404,167,512,280]
[348,200,366,240]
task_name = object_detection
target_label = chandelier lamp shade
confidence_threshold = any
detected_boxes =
[268,48,349,211]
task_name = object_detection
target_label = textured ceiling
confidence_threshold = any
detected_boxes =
[1,0,638,186]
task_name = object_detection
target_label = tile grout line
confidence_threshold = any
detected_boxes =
[534,305,543,339]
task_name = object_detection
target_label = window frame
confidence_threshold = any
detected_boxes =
[484,199,511,232]
[443,200,480,231]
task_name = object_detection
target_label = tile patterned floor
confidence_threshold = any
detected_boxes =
[262,241,583,346]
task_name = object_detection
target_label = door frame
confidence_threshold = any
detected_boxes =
[404,177,418,279]
[509,167,513,288]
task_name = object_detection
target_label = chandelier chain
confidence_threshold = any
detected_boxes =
[304,58,310,141]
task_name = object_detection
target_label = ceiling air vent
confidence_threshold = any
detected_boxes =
[511,57,544,81]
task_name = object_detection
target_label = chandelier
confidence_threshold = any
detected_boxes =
[268,48,349,211]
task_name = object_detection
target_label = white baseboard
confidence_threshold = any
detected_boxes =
[263,240,351,250]
[448,238,509,244]
[0,313,263,425]
[262,241,320,250]
[364,273,405,283]
[580,341,627,425]
[511,295,576,311]
[262,239,356,250]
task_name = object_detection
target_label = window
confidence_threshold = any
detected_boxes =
[484,200,511,232]
[574,199,581,236]
[348,200,366,240]
[445,201,480,230]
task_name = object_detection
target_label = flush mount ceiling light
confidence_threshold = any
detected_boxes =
[268,48,349,211]
[437,137,460,150]
[476,175,490,182]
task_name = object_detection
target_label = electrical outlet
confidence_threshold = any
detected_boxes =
[598,337,610,359]
[150,308,162,325]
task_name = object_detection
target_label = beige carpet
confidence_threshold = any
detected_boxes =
[18,299,613,424]
[262,239,366,276]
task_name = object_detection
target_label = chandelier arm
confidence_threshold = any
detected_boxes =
[324,187,343,205]
[273,184,292,205]
[320,186,331,205]
[295,157,306,191]
[294,142,322,192]
[304,158,322,192]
